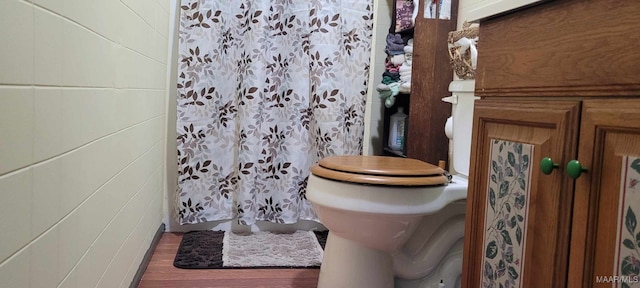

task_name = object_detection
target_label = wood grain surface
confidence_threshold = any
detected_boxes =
[475,0,640,97]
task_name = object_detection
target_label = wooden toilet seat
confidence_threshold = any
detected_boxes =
[310,156,448,186]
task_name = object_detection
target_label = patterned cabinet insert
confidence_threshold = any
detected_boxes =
[481,140,534,287]
[616,156,640,287]
[568,100,640,287]
[462,100,580,287]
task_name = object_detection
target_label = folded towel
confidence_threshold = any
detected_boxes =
[378,89,392,100]
[386,49,406,56]
[383,71,401,82]
[386,33,405,52]
[385,95,396,108]
[388,82,400,95]
[390,54,405,65]
[385,61,401,73]
[399,82,411,93]
[382,75,398,85]
[377,82,401,108]
[377,83,390,91]
[384,83,401,108]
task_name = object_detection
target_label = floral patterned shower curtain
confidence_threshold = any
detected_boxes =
[176,0,373,225]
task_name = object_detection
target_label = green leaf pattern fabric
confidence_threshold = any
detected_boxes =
[615,156,640,286]
[481,140,534,288]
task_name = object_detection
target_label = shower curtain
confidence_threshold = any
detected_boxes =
[176,0,374,225]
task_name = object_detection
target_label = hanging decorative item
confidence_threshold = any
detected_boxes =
[448,22,479,80]
[395,0,415,32]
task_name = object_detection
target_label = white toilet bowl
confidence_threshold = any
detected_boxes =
[307,156,467,288]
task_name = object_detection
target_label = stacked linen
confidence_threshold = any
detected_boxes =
[399,39,413,93]
[378,34,413,108]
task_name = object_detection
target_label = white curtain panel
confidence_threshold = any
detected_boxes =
[176,0,373,225]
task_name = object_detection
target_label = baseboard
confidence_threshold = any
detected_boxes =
[129,223,166,288]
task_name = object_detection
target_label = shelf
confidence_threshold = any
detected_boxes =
[383,147,407,158]
[379,0,457,164]
[405,3,457,165]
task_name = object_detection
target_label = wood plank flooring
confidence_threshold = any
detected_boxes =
[138,232,320,288]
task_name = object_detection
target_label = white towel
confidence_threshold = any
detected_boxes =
[399,82,411,93]
[390,54,405,65]
[399,65,412,73]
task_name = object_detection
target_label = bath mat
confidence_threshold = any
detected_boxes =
[173,230,327,269]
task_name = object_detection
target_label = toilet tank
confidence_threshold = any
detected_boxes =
[445,80,478,177]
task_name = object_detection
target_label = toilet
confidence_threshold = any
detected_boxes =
[306,79,477,288]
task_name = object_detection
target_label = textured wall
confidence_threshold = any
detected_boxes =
[0,0,170,287]
[363,0,392,156]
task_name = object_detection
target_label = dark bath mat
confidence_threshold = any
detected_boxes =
[313,230,327,250]
[173,230,328,269]
[173,230,225,269]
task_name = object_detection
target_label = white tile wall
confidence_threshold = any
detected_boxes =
[118,5,155,56]
[63,0,120,41]
[34,89,64,162]
[33,0,64,15]
[0,0,171,287]
[62,22,117,87]
[0,88,34,174]
[153,32,170,64]
[0,249,30,288]
[0,0,34,85]
[122,0,157,28]
[34,8,64,85]
[116,47,158,89]
[30,227,59,288]
[58,267,77,288]
[118,193,163,288]
[154,2,170,39]
[32,161,63,237]
[0,170,33,263]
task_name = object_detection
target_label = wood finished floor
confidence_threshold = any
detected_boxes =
[138,232,320,288]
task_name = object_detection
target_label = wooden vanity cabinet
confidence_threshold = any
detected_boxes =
[461,0,640,287]
[464,99,640,287]
[568,101,640,287]
[463,100,580,287]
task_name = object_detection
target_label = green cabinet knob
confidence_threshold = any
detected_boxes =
[566,160,588,179]
[540,157,559,175]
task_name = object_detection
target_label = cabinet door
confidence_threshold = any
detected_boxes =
[569,99,640,287]
[462,100,580,287]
